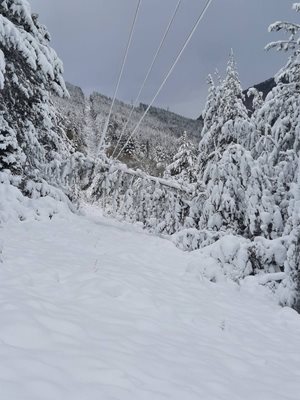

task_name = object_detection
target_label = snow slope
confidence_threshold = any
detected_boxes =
[1,206,300,400]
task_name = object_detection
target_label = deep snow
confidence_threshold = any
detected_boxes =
[1,205,300,400]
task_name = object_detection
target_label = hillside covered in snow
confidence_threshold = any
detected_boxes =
[53,82,202,175]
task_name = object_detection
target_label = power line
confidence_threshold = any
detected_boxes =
[96,0,142,159]
[111,0,183,159]
[116,0,213,160]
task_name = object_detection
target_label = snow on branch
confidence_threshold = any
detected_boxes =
[265,40,298,52]
[268,21,300,34]
[0,8,67,96]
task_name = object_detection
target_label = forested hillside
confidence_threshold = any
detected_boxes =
[53,83,202,175]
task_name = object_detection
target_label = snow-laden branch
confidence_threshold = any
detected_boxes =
[265,40,298,52]
[257,272,286,285]
[268,21,300,34]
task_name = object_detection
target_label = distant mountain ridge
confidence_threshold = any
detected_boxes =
[243,77,276,112]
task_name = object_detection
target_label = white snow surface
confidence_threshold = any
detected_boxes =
[1,205,300,400]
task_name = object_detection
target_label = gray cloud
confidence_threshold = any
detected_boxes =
[30,0,295,118]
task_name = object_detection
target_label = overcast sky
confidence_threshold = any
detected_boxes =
[30,0,296,119]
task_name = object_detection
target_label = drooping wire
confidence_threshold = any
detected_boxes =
[96,0,142,158]
[111,0,183,159]
[116,0,213,160]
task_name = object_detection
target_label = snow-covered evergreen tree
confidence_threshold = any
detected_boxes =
[247,87,264,118]
[0,114,23,172]
[0,0,73,185]
[198,51,253,176]
[219,51,249,124]
[282,227,300,311]
[193,53,256,235]
[246,87,264,151]
[199,144,263,235]
[200,74,218,140]
[276,156,300,310]
[164,132,196,183]
[252,3,300,236]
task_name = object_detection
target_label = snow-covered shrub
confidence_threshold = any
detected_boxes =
[186,235,252,283]
[184,234,288,292]
[172,228,225,252]
[249,236,287,275]
[0,170,74,223]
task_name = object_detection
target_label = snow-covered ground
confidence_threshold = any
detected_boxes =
[1,206,300,400]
